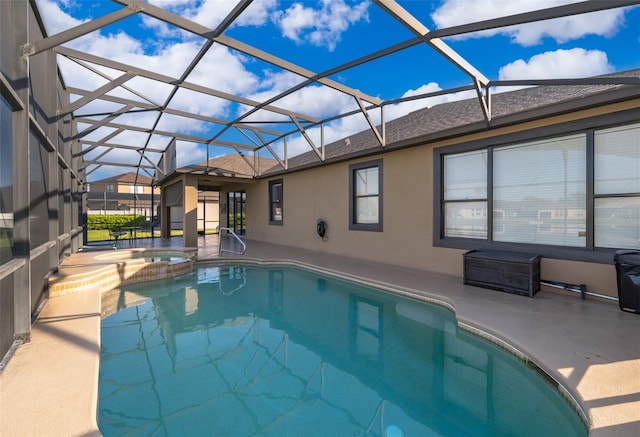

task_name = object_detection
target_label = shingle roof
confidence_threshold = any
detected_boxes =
[266,69,640,174]
[176,154,279,178]
[93,172,154,184]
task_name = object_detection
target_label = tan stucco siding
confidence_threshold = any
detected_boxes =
[246,148,619,296]
[245,146,465,277]
[247,164,350,253]
[540,258,616,296]
[241,103,640,298]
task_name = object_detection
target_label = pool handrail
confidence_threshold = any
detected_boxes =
[218,227,247,256]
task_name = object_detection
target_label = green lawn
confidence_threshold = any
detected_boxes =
[86,228,218,242]
[87,229,179,242]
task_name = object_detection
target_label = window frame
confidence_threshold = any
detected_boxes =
[434,111,639,264]
[269,179,283,225]
[29,131,52,249]
[593,123,640,249]
[349,159,383,232]
[442,150,488,240]
[491,133,588,248]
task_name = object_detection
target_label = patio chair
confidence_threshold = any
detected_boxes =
[108,227,128,246]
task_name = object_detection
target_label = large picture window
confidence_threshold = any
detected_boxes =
[350,160,383,232]
[269,179,283,225]
[594,123,640,249]
[493,135,586,247]
[0,97,13,265]
[436,121,640,258]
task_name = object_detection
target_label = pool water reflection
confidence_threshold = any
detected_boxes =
[99,265,586,436]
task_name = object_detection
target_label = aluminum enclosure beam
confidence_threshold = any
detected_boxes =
[427,0,640,39]
[374,0,489,86]
[19,0,639,182]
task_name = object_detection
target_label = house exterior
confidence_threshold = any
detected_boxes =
[188,71,639,300]
[156,71,640,300]
[158,154,277,241]
[88,170,223,233]
[87,172,160,219]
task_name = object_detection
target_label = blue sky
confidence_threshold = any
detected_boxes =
[36,0,640,181]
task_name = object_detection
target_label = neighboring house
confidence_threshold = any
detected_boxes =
[161,69,640,298]
[87,172,160,219]
[88,169,226,233]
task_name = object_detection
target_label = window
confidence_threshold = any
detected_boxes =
[130,185,144,194]
[227,191,246,235]
[594,123,640,249]
[443,150,487,239]
[494,134,586,247]
[350,160,383,231]
[106,184,115,193]
[0,97,13,265]
[269,179,283,225]
[436,121,640,258]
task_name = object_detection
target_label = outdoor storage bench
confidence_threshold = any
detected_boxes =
[464,250,541,298]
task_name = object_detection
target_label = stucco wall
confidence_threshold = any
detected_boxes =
[243,137,621,298]
[246,146,468,276]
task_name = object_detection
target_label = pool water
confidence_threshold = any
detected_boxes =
[98,265,586,437]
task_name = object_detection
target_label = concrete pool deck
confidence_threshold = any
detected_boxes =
[1,237,638,436]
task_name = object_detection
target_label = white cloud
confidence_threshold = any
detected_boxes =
[175,140,207,167]
[277,3,316,42]
[513,13,625,46]
[58,39,219,114]
[256,70,307,95]
[37,0,375,178]
[83,38,200,79]
[168,88,233,120]
[140,15,184,39]
[148,0,277,30]
[48,0,620,179]
[264,81,481,159]
[191,0,277,28]
[383,82,474,121]
[245,84,357,121]
[84,129,206,180]
[256,73,486,160]
[432,0,627,46]
[499,48,614,79]
[186,45,260,96]
[155,113,210,135]
[147,0,192,7]
[274,0,370,51]
[36,0,88,34]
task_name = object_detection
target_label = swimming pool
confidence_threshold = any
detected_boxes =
[99,264,587,436]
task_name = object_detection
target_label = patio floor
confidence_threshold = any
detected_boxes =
[0,235,638,436]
